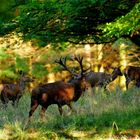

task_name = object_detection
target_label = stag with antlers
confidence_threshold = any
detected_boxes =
[28,55,89,121]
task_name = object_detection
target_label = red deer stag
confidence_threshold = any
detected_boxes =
[0,71,33,107]
[85,66,123,90]
[124,66,140,89]
[28,56,89,121]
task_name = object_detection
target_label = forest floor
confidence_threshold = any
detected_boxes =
[0,87,140,140]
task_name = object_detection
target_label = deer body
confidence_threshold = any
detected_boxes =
[85,67,123,89]
[29,79,85,120]
[29,56,89,121]
[31,81,75,106]
[0,72,33,106]
[124,66,140,89]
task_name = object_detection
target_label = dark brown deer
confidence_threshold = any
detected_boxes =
[0,71,33,107]
[28,56,89,121]
[85,66,123,89]
[124,66,140,89]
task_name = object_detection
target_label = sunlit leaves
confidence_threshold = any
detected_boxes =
[0,49,10,60]
[100,2,140,43]
[0,0,139,45]
[0,69,16,79]
[32,62,48,78]
[15,56,29,72]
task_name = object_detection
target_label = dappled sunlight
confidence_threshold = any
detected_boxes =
[0,32,140,91]
[0,0,140,139]
[0,129,9,140]
[0,88,139,139]
[0,29,140,140]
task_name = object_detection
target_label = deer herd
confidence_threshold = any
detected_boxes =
[0,55,140,122]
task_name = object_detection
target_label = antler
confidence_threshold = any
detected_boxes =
[72,55,90,76]
[55,56,76,76]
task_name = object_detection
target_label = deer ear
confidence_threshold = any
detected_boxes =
[18,70,23,75]
[19,70,25,76]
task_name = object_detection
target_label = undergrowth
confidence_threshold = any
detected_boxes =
[0,87,140,140]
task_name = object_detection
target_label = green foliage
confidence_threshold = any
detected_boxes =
[15,56,29,72]
[99,2,140,43]
[15,1,62,46]
[32,62,48,78]
[0,0,139,46]
[0,49,17,79]
[0,49,10,60]
[0,69,17,79]
[0,22,17,35]
[0,0,16,21]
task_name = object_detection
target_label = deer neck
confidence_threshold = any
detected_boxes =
[69,78,83,101]
[74,89,82,101]
[19,79,26,91]
[73,81,83,101]
[111,72,118,81]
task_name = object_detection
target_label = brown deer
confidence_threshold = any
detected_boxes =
[124,66,140,89]
[28,56,89,121]
[0,71,33,107]
[85,66,123,90]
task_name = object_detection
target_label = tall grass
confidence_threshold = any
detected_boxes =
[0,88,140,140]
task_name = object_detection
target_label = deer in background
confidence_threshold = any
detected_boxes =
[124,66,140,89]
[85,66,123,90]
[0,71,33,107]
[28,55,89,121]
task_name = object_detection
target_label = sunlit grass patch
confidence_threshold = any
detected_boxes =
[0,88,140,139]
[0,129,9,140]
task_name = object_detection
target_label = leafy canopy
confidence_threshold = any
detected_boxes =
[0,0,140,46]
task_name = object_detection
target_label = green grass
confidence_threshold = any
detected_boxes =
[0,87,140,140]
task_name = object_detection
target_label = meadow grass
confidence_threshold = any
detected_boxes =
[0,87,140,140]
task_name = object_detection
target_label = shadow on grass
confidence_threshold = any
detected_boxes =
[0,89,140,139]
[25,107,140,139]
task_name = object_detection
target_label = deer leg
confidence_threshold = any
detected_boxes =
[98,82,107,91]
[40,106,47,122]
[12,100,18,107]
[136,80,140,87]
[1,92,9,107]
[12,97,19,107]
[126,78,130,90]
[98,81,104,88]
[15,94,22,106]
[28,100,39,122]
[12,100,16,106]
[1,99,8,108]
[67,103,77,115]
[67,103,75,113]
[58,104,63,115]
